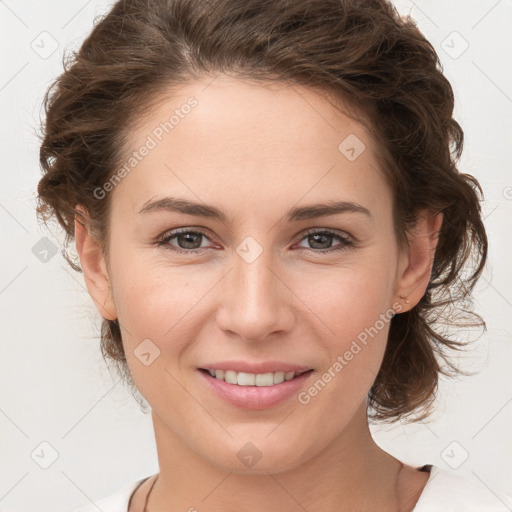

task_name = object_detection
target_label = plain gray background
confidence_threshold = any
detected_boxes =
[1,0,511,510]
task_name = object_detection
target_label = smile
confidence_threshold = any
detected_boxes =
[201,368,312,386]
[198,368,315,410]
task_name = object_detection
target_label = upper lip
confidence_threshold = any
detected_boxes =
[199,361,313,374]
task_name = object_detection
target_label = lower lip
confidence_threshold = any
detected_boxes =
[198,369,314,410]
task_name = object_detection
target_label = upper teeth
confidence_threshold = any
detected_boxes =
[207,369,300,386]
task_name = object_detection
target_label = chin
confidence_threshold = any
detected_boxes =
[202,436,314,475]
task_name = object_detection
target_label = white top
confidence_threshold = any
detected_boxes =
[72,465,512,512]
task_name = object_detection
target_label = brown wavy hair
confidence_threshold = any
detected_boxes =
[36,0,488,423]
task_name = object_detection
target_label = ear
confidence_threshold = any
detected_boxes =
[74,205,117,321]
[394,209,443,312]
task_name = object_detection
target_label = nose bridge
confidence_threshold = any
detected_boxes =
[216,238,294,341]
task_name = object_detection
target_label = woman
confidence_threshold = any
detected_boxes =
[36,0,512,510]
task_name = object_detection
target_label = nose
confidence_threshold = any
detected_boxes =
[215,246,295,343]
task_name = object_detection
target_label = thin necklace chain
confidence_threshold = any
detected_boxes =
[142,462,406,512]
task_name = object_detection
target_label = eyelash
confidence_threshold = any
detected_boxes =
[155,227,354,255]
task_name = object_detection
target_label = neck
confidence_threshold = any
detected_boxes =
[145,402,407,512]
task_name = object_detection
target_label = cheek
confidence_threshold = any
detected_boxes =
[114,271,198,338]
[297,282,392,422]
[300,257,396,341]
[320,293,390,381]
[107,248,204,369]
[295,256,396,392]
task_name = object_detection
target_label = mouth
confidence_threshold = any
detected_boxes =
[199,368,313,387]
[198,366,315,409]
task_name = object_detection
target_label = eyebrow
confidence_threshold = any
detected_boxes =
[137,196,372,223]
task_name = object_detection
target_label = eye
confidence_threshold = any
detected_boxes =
[156,228,214,254]
[156,227,354,255]
[295,228,354,253]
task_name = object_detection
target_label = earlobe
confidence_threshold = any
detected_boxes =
[395,210,443,312]
[74,206,117,321]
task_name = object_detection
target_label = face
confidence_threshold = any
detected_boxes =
[80,75,430,474]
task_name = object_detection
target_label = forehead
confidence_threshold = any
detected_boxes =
[112,75,390,219]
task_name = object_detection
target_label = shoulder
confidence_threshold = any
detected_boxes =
[71,476,151,512]
[414,465,512,512]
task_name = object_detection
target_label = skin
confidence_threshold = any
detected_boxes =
[75,75,441,511]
